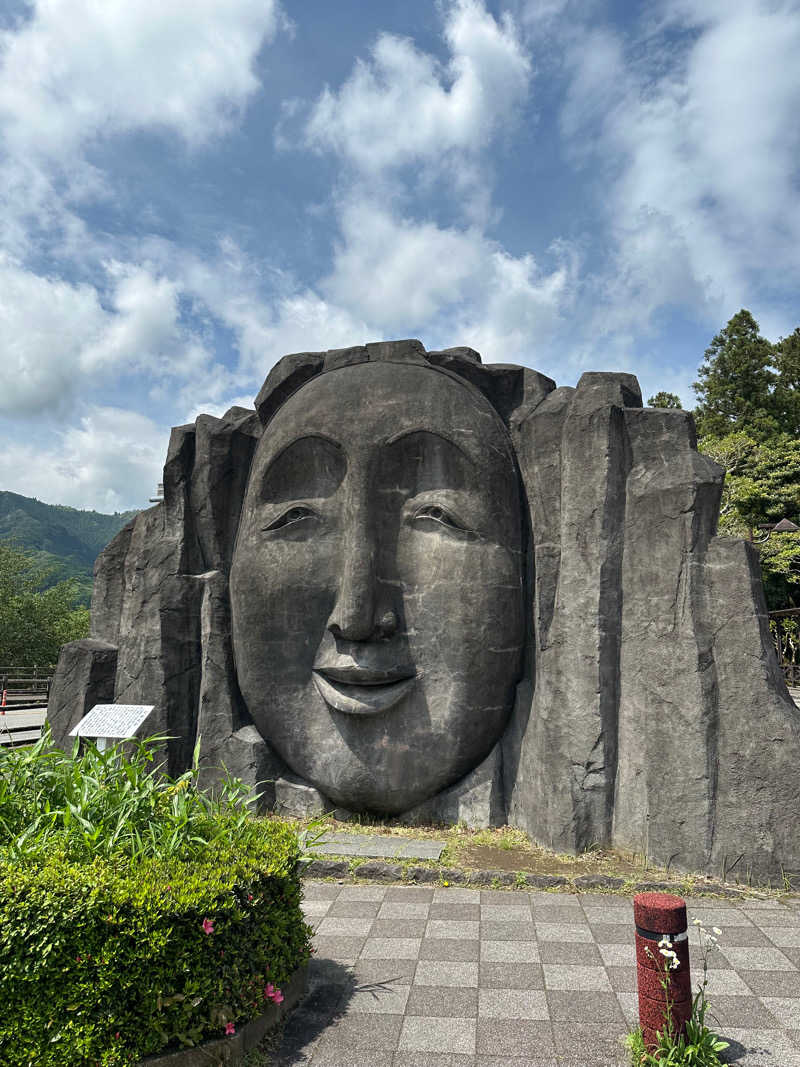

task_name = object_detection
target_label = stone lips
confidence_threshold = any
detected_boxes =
[46,338,800,882]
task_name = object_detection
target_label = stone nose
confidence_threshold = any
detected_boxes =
[326,496,397,643]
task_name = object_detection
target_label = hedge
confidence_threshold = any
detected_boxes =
[0,818,312,1066]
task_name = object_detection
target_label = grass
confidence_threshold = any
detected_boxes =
[0,726,256,862]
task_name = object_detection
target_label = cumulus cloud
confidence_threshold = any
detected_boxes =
[305,0,531,174]
[321,198,575,360]
[560,1,800,335]
[0,256,212,415]
[0,407,168,512]
[0,0,286,157]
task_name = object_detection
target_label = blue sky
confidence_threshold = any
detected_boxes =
[1,0,799,511]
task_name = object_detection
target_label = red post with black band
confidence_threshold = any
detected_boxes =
[633,892,692,1049]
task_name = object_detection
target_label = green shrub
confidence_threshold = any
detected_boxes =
[0,736,312,1066]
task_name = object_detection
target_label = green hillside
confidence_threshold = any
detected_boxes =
[0,491,138,606]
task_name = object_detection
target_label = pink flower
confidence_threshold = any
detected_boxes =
[264,983,284,1004]
[224,1022,235,1036]
[202,918,214,935]
[272,988,284,1005]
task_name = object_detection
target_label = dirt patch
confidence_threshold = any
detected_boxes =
[453,843,647,878]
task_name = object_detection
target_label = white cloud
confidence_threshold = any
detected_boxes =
[560,2,800,336]
[0,407,168,512]
[305,0,531,174]
[0,256,212,415]
[0,0,285,157]
[321,198,575,361]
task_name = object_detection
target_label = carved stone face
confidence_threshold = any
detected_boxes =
[230,361,525,813]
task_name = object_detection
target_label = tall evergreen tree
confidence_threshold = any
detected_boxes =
[693,309,779,440]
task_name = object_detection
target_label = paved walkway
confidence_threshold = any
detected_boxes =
[275,882,800,1066]
[310,832,446,861]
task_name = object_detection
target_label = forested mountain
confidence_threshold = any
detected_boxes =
[0,491,138,605]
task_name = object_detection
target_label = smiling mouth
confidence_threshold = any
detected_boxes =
[312,667,416,716]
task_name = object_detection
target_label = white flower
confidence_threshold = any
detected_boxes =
[713,927,722,935]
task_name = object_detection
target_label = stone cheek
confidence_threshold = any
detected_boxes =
[47,340,800,882]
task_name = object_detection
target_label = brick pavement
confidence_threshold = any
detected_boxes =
[273,881,800,1066]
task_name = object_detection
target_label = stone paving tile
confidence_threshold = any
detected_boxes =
[303,882,342,900]
[428,919,481,939]
[325,899,381,919]
[762,997,800,1028]
[708,995,785,1028]
[361,937,422,960]
[419,936,481,961]
[315,916,374,937]
[481,904,532,922]
[393,1055,476,1067]
[597,943,635,966]
[433,887,482,903]
[530,891,581,906]
[765,926,800,947]
[535,921,594,942]
[547,990,625,1022]
[744,907,800,925]
[718,1028,800,1066]
[736,969,800,995]
[405,985,478,1017]
[690,907,755,926]
[481,920,538,941]
[478,988,549,1019]
[605,965,637,992]
[703,969,757,996]
[475,1018,555,1058]
[538,940,602,964]
[312,1012,403,1051]
[371,918,429,939]
[715,925,774,946]
[551,1021,629,1062]
[398,1015,477,1055]
[351,958,417,985]
[414,960,480,987]
[482,889,521,904]
[385,885,435,901]
[312,934,365,961]
[616,991,640,1028]
[543,964,612,991]
[531,904,585,923]
[311,1051,394,1066]
[479,962,545,989]
[589,923,635,944]
[430,901,481,920]
[335,884,387,901]
[719,945,798,970]
[345,984,411,1015]
[583,906,632,925]
[377,900,431,919]
[482,939,540,963]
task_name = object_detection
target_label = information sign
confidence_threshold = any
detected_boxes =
[69,704,155,746]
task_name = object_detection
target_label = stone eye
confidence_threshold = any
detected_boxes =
[414,504,464,530]
[263,506,315,531]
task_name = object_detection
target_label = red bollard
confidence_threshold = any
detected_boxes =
[633,892,692,1050]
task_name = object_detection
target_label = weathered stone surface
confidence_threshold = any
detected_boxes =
[354,861,402,882]
[58,337,800,882]
[403,743,505,828]
[47,638,118,750]
[704,538,800,882]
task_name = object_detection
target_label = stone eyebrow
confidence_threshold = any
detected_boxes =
[382,428,476,468]
[259,434,346,503]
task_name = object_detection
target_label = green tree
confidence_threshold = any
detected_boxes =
[773,327,800,436]
[647,391,683,409]
[694,309,779,440]
[0,543,89,667]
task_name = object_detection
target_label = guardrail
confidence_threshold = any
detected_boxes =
[0,668,52,710]
[0,707,47,747]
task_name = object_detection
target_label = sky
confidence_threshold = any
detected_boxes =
[1,0,798,513]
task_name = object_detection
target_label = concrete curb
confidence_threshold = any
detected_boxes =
[137,962,307,1067]
[301,857,759,898]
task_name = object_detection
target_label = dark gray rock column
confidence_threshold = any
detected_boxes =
[46,638,118,750]
[613,408,724,871]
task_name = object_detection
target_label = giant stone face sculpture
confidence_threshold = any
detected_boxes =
[230,360,524,812]
[48,339,800,883]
